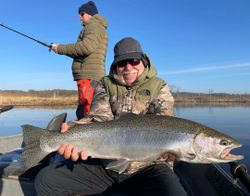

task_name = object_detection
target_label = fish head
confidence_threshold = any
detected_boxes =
[191,132,244,163]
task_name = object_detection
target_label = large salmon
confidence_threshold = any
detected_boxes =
[21,114,243,173]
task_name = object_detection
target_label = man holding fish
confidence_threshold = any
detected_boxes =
[34,37,189,195]
[31,37,242,195]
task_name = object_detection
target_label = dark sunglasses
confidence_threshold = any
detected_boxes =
[80,12,85,16]
[117,59,141,68]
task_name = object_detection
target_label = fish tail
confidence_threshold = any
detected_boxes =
[21,125,49,169]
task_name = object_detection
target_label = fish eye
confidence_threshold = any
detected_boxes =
[220,140,230,146]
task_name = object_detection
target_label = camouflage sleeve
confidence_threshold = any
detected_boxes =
[79,81,114,123]
[148,83,175,116]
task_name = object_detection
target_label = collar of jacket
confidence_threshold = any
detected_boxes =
[81,14,108,28]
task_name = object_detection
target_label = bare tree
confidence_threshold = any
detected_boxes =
[208,89,214,102]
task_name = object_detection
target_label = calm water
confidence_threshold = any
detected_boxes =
[0,105,249,170]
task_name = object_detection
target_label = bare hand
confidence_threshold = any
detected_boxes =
[61,122,70,133]
[59,121,89,161]
[51,43,60,53]
[158,153,176,162]
[61,121,86,133]
[58,144,88,161]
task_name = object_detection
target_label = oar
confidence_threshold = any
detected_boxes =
[230,161,250,192]
[0,105,13,114]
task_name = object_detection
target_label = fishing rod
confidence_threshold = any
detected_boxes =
[230,161,250,192]
[0,105,13,114]
[0,23,52,49]
[0,23,84,62]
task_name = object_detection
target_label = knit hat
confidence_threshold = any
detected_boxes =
[78,1,98,16]
[112,37,143,65]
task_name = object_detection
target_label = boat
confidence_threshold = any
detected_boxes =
[0,106,249,196]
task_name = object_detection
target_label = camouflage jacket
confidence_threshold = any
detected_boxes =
[80,55,174,123]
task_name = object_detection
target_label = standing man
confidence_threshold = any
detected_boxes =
[35,37,187,196]
[52,1,108,119]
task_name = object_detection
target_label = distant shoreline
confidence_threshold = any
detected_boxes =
[0,90,77,106]
[0,90,250,106]
[173,92,250,105]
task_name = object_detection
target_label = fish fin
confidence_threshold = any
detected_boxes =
[21,125,50,169]
[46,113,67,132]
[183,153,196,160]
[22,125,45,145]
[115,112,139,120]
[105,159,130,174]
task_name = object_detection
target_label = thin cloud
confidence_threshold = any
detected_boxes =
[160,63,250,76]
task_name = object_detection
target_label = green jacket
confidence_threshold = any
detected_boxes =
[57,14,108,81]
[80,54,174,122]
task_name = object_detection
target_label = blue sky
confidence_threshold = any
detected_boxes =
[0,0,250,93]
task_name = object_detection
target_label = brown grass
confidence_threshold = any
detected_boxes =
[1,90,250,106]
[0,92,77,106]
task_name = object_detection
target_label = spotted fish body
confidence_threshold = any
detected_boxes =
[22,114,243,173]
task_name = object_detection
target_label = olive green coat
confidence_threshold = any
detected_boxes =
[57,14,108,81]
